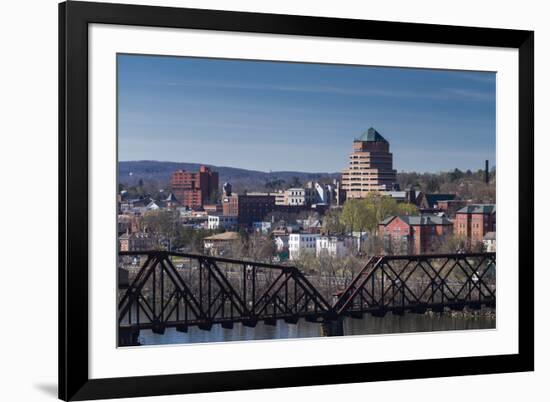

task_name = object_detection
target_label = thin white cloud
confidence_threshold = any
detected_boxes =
[161,79,494,102]
[451,72,496,84]
[446,88,495,101]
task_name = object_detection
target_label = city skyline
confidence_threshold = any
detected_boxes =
[118,54,496,173]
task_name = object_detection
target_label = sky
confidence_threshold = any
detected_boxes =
[118,54,496,173]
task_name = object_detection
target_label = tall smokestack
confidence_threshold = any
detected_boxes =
[485,160,489,184]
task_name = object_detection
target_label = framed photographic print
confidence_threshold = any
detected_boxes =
[59,1,534,400]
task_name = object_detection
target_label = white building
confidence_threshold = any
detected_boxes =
[315,236,351,258]
[297,216,322,232]
[145,200,161,211]
[483,232,496,252]
[286,188,316,206]
[274,190,286,206]
[288,233,320,260]
[207,215,238,230]
[274,235,289,252]
[313,182,334,205]
[352,231,369,252]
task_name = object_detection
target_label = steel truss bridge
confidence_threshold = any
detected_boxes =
[118,251,495,345]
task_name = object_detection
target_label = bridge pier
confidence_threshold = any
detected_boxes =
[320,318,344,337]
[119,327,140,346]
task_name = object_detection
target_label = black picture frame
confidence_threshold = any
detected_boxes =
[59,1,534,400]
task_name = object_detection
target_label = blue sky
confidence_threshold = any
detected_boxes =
[118,54,496,173]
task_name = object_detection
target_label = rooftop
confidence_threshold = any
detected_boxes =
[456,204,496,214]
[164,192,179,202]
[424,193,457,207]
[382,190,422,199]
[380,214,453,226]
[203,231,240,241]
[355,127,388,143]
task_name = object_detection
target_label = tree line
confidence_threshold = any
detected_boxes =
[396,167,496,203]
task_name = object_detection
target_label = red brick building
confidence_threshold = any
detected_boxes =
[119,231,156,252]
[222,191,279,226]
[435,199,470,215]
[222,194,239,216]
[237,193,277,226]
[117,213,142,235]
[170,166,219,209]
[203,204,223,214]
[222,187,314,227]
[454,204,496,243]
[378,215,454,254]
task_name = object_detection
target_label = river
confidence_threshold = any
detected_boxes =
[138,312,495,346]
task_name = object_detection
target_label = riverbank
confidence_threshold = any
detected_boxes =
[426,307,496,319]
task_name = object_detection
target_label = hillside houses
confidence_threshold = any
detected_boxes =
[117,162,496,257]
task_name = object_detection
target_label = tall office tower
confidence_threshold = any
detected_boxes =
[341,127,397,199]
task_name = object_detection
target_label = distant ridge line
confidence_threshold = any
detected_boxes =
[118,160,341,187]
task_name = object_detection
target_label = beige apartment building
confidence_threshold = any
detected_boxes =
[274,190,287,206]
[341,128,397,198]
